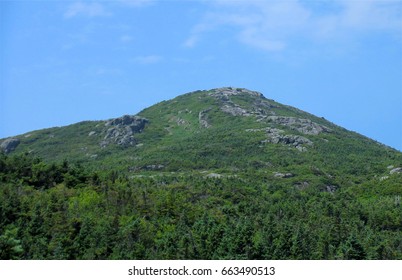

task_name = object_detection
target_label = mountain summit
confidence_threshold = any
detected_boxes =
[1,87,400,175]
[1,87,401,260]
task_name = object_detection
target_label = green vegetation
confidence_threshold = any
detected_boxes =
[0,88,401,259]
[0,153,401,259]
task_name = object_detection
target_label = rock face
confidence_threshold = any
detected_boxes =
[390,167,402,174]
[265,116,331,135]
[0,138,20,154]
[221,104,250,117]
[199,108,212,128]
[210,87,274,118]
[210,87,263,98]
[100,115,148,147]
[247,127,313,151]
[209,87,330,149]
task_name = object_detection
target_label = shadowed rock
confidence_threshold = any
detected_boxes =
[0,138,20,154]
[101,115,148,147]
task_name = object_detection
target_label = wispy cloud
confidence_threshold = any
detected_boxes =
[64,2,111,18]
[186,0,401,51]
[183,23,210,48]
[120,35,134,43]
[133,55,163,64]
[118,0,155,7]
[93,67,124,76]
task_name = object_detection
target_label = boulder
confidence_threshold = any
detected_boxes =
[206,173,223,179]
[101,115,148,147]
[325,185,338,193]
[274,172,294,178]
[261,127,313,151]
[266,116,331,135]
[0,138,20,154]
[295,181,310,190]
[390,167,402,174]
[105,115,148,132]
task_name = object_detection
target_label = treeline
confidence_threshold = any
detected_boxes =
[0,153,401,259]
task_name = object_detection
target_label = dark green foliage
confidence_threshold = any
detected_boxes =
[0,88,401,259]
[0,154,401,260]
[0,227,23,259]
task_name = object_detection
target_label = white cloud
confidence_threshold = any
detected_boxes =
[183,36,198,48]
[339,0,401,30]
[94,67,124,76]
[186,0,401,52]
[64,1,155,19]
[183,21,216,48]
[133,55,162,64]
[118,0,155,7]
[238,28,286,51]
[120,35,133,43]
[64,2,111,18]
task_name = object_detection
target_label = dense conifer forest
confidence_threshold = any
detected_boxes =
[1,153,401,259]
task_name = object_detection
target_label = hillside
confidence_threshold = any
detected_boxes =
[2,87,401,174]
[1,87,401,260]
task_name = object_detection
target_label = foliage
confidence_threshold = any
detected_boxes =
[0,89,401,259]
[0,153,401,260]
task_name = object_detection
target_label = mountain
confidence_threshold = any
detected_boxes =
[1,87,401,260]
[2,87,400,173]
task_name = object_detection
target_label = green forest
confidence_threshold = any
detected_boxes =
[1,88,401,260]
[1,152,401,260]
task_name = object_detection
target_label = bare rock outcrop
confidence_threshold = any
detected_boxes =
[199,108,212,128]
[221,104,250,117]
[100,115,148,147]
[0,138,20,154]
[247,127,313,151]
[265,116,331,135]
[209,87,263,98]
[390,167,402,175]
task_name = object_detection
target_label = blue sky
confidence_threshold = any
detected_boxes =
[1,0,401,151]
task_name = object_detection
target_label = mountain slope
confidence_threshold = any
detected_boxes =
[2,87,401,177]
[1,87,401,260]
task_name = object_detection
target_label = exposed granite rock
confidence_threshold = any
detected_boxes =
[209,87,263,98]
[205,173,223,179]
[129,164,165,172]
[249,127,313,151]
[390,167,402,174]
[0,138,20,154]
[100,115,148,148]
[199,108,212,128]
[176,117,188,126]
[325,185,339,193]
[144,164,165,171]
[210,88,331,140]
[105,115,147,128]
[265,116,331,135]
[209,87,280,121]
[221,104,251,116]
[295,181,310,190]
[274,172,294,178]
